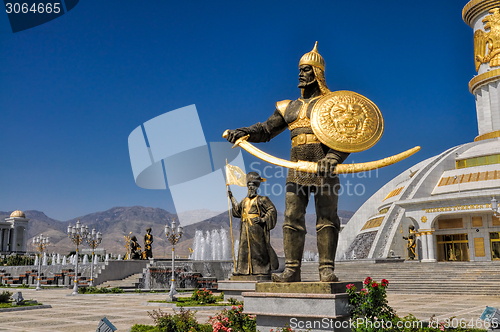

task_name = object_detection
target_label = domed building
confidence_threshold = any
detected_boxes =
[0,210,30,254]
[337,0,500,263]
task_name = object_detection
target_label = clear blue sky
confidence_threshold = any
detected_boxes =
[0,1,477,221]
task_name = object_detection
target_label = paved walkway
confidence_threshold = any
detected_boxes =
[0,288,499,331]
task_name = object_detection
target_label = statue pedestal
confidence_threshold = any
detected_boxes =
[218,275,271,301]
[243,281,362,332]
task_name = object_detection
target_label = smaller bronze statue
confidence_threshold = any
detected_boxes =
[143,227,154,259]
[402,225,417,260]
[130,236,142,260]
[228,172,278,277]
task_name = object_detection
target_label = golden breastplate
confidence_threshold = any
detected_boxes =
[288,102,310,130]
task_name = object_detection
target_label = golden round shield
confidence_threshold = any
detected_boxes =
[310,90,384,153]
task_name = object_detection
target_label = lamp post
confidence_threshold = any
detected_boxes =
[32,234,50,291]
[67,219,88,295]
[492,196,499,217]
[165,218,183,300]
[84,227,102,287]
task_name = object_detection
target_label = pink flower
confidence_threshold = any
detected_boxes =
[364,277,372,285]
[361,288,368,295]
[346,283,354,290]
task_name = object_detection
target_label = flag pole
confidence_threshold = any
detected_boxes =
[226,159,236,273]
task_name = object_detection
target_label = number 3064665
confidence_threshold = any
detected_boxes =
[5,3,61,14]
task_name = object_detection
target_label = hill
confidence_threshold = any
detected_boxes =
[1,207,354,258]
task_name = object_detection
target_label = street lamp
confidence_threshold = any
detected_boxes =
[32,234,50,291]
[165,218,183,300]
[492,196,499,217]
[67,219,88,295]
[84,227,102,287]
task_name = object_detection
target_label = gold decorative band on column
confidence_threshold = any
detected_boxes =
[469,68,500,93]
[463,0,500,27]
[474,129,500,141]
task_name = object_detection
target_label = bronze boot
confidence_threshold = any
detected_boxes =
[317,225,339,282]
[272,227,304,282]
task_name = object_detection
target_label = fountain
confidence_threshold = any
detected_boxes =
[42,253,47,266]
[192,228,232,261]
[82,254,89,264]
[62,256,67,265]
[56,253,61,264]
[33,255,38,266]
[302,251,319,262]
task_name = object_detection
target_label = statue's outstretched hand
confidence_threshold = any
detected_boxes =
[225,129,247,144]
[227,190,233,199]
[317,158,338,177]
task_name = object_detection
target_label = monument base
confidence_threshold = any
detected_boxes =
[243,281,362,332]
[230,274,271,281]
[218,274,272,301]
[218,280,257,301]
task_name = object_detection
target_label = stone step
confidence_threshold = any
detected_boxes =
[299,261,500,294]
[99,273,143,289]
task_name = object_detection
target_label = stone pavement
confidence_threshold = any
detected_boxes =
[0,288,499,331]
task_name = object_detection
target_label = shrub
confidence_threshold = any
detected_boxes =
[147,308,212,332]
[190,288,222,304]
[346,278,487,332]
[78,286,124,294]
[209,305,256,332]
[0,291,12,303]
[346,277,395,329]
[0,255,34,266]
[227,297,243,306]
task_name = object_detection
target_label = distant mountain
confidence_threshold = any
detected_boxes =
[1,206,354,258]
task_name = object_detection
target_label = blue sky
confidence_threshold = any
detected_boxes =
[0,1,477,221]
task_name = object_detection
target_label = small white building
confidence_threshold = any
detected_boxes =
[0,210,30,254]
[338,1,500,263]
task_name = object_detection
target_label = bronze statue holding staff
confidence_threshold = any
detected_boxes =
[224,42,420,282]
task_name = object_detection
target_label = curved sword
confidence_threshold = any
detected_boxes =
[223,130,420,174]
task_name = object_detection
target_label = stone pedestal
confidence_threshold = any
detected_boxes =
[218,280,256,301]
[218,274,271,301]
[243,281,362,332]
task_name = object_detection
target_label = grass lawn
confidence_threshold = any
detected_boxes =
[148,297,229,307]
[0,301,41,308]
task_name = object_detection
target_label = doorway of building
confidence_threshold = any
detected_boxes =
[489,232,500,260]
[436,234,469,261]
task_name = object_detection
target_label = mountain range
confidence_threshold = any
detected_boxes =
[1,207,353,258]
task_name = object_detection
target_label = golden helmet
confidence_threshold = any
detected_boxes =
[299,41,325,71]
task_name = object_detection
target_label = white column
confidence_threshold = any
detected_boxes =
[426,232,437,262]
[0,229,3,251]
[7,229,11,252]
[420,232,428,261]
[12,227,17,253]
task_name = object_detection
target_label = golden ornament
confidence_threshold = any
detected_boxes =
[310,90,384,153]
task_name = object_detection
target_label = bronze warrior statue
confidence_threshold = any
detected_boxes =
[402,225,417,260]
[228,172,278,276]
[143,227,154,259]
[130,236,142,260]
[225,43,348,282]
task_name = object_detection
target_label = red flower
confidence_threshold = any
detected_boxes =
[364,277,372,285]
[372,282,378,288]
[381,279,389,287]
[346,283,354,290]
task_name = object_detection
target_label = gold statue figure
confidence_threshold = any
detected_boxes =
[474,8,500,71]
